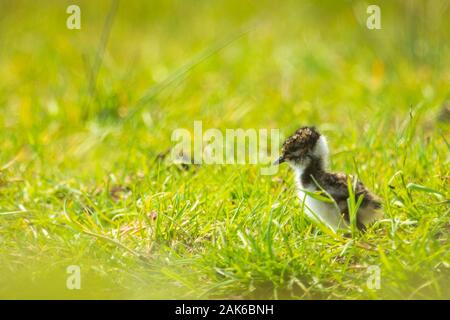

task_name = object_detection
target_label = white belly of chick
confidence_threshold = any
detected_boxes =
[297,187,348,232]
[293,167,349,232]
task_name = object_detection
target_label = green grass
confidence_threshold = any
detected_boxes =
[0,0,449,299]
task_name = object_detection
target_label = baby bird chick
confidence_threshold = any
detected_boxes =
[274,126,382,232]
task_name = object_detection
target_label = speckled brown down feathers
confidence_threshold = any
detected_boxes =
[274,126,383,231]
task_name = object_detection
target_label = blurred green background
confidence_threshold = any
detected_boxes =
[0,0,449,299]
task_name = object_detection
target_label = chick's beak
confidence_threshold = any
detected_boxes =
[273,155,285,165]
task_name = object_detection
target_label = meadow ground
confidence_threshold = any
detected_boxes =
[0,0,449,299]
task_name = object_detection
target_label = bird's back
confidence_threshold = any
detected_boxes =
[317,172,382,229]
